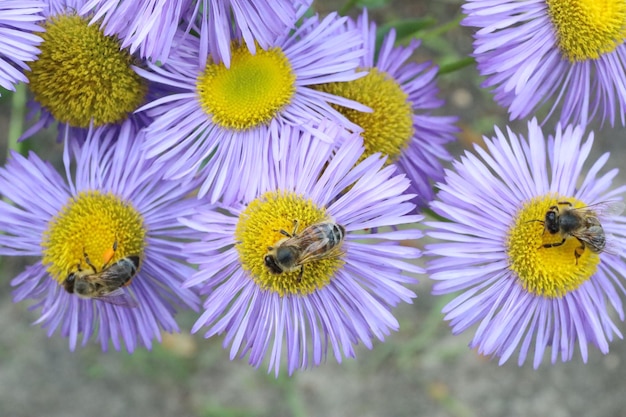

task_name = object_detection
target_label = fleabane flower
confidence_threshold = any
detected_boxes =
[0,1,44,92]
[0,124,201,352]
[463,0,626,127]
[314,10,458,209]
[136,12,368,204]
[22,0,150,141]
[426,119,626,367]
[181,123,422,375]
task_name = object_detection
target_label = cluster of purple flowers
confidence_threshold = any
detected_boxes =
[1,0,625,374]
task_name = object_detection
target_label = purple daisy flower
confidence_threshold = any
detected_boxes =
[426,119,626,367]
[0,123,201,352]
[463,0,626,127]
[21,0,150,142]
[80,0,195,63]
[180,122,422,375]
[338,10,458,209]
[136,11,368,204]
[0,1,44,92]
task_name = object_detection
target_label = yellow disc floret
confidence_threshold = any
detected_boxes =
[547,0,626,62]
[42,191,146,283]
[197,44,296,130]
[27,13,147,128]
[315,68,414,163]
[507,195,600,298]
[235,191,345,296]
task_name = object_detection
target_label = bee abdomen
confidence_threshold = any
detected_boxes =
[329,223,345,245]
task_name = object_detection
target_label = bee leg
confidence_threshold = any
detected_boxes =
[275,221,300,239]
[542,238,566,249]
[83,248,97,272]
[292,219,299,236]
[278,229,292,238]
[573,240,586,265]
[297,266,304,283]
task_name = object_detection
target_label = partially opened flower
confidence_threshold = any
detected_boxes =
[22,0,150,140]
[0,124,201,351]
[0,0,44,92]
[426,119,626,367]
[463,0,626,127]
[181,123,422,375]
[137,11,367,203]
[314,10,458,209]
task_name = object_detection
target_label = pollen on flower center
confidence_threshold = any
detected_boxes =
[42,191,146,284]
[506,195,600,298]
[235,191,345,296]
[315,68,414,163]
[196,44,296,131]
[546,0,626,62]
[27,13,148,128]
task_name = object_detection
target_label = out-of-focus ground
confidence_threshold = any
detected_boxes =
[2,1,626,416]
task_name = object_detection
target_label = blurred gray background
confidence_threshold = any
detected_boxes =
[2,0,626,416]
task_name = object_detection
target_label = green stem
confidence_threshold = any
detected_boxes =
[271,373,307,417]
[396,14,463,45]
[420,14,464,39]
[8,84,26,156]
[398,295,452,364]
[438,57,476,76]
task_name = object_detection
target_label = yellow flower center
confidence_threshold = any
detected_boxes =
[42,191,146,284]
[314,68,414,163]
[235,191,345,296]
[546,0,626,62]
[27,13,147,128]
[507,195,600,298]
[196,44,296,130]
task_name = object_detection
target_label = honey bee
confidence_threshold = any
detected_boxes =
[264,220,346,281]
[63,239,140,308]
[534,200,624,262]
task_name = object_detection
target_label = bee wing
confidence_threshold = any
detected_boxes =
[571,227,605,248]
[575,201,625,218]
[571,227,622,257]
[600,234,623,257]
[297,241,345,264]
[95,288,139,308]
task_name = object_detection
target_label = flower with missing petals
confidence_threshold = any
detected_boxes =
[427,119,626,367]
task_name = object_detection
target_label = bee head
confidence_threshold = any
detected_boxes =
[544,209,560,234]
[264,254,283,274]
[63,273,76,294]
